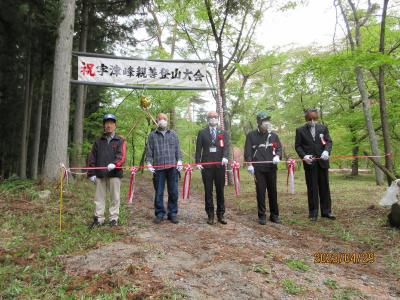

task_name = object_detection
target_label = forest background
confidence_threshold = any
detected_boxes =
[0,0,399,185]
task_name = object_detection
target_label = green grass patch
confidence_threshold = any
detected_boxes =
[333,287,363,300]
[281,278,304,295]
[323,278,339,290]
[0,178,129,299]
[285,259,310,272]
[252,264,271,275]
[383,245,400,277]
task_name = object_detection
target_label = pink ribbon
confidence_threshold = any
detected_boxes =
[127,167,138,204]
[287,159,295,194]
[181,165,193,200]
[231,161,241,196]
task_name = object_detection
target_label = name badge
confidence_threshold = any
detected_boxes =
[209,147,217,153]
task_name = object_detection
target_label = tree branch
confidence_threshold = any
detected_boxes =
[204,0,220,45]
[337,0,356,49]
[223,8,249,71]
[218,1,230,39]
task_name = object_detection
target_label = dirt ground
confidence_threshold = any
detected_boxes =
[61,176,400,300]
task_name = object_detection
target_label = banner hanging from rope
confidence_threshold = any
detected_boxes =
[77,56,209,88]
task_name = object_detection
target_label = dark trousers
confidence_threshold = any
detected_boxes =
[201,167,225,218]
[304,164,332,217]
[152,167,178,218]
[254,169,279,219]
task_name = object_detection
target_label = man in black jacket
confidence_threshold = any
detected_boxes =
[195,111,230,225]
[87,113,126,228]
[244,112,282,225]
[295,108,335,221]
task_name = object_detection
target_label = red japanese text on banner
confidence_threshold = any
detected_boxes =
[78,56,208,88]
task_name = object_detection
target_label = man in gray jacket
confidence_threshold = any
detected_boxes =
[146,113,183,224]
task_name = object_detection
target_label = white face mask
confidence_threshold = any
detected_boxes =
[260,121,272,132]
[307,119,316,127]
[208,118,218,127]
[157,119,168,129]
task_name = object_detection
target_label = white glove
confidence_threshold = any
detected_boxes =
[147,163,155,173]
[89,176,96,184]
[272,155,280,165]
[107,163,116,171]
[196,164,204,170]
[177,160,183,172]
[221,158,228,166]
[303,155,313,165]
[321,151,329,161]
[247,165,255,174]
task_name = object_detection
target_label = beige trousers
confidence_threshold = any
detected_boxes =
[94,177,121,223]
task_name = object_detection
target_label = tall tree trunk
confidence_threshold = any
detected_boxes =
[72,0,89,167]
[355,67,384,185]
[378,0,393,185]
[351,145,359,176]
[19,11,32,179]
[43,0,76,181]
[27,78,35,146]
[338,0,384,185]
[31,78,45,179]
[349,122,359,176]
[169,22,177,131]
[217,50,233,184]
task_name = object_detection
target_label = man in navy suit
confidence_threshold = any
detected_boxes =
[195,111,230,225]
[295,108,336,221]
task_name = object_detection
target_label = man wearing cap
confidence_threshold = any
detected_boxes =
[195,111,230,225]
[87,113,126,227]
[244,112,282,224]
[146,113,183,224]
[295,108,335,221]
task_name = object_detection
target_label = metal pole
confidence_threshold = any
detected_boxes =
[72,51,216,64]
[70,80,216,91]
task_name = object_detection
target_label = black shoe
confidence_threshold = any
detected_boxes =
[168,215,179,224]
[109,219,118,227]
[154,216,163,224]
[217,217,227,225]
[259,218,267,225]
[309,216,318,221]
[270,216,281,224]
[89,216,103,229]
[207,216,214,225]
[322,213,336,220]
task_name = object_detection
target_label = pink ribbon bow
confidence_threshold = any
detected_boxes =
[231,161,241,196]
[127,167,138,204]
[287,159,295,194]
[181,165,193,200]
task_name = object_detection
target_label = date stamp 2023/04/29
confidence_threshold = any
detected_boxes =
[314,252,376,264]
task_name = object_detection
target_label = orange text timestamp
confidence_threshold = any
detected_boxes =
[314,252,376,264]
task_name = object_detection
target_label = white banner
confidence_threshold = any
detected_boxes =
[77,56,209,88]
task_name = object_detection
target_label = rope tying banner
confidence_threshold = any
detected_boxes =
[181,165,193,200]
[127,167,138,204]
[65,153,391,172]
